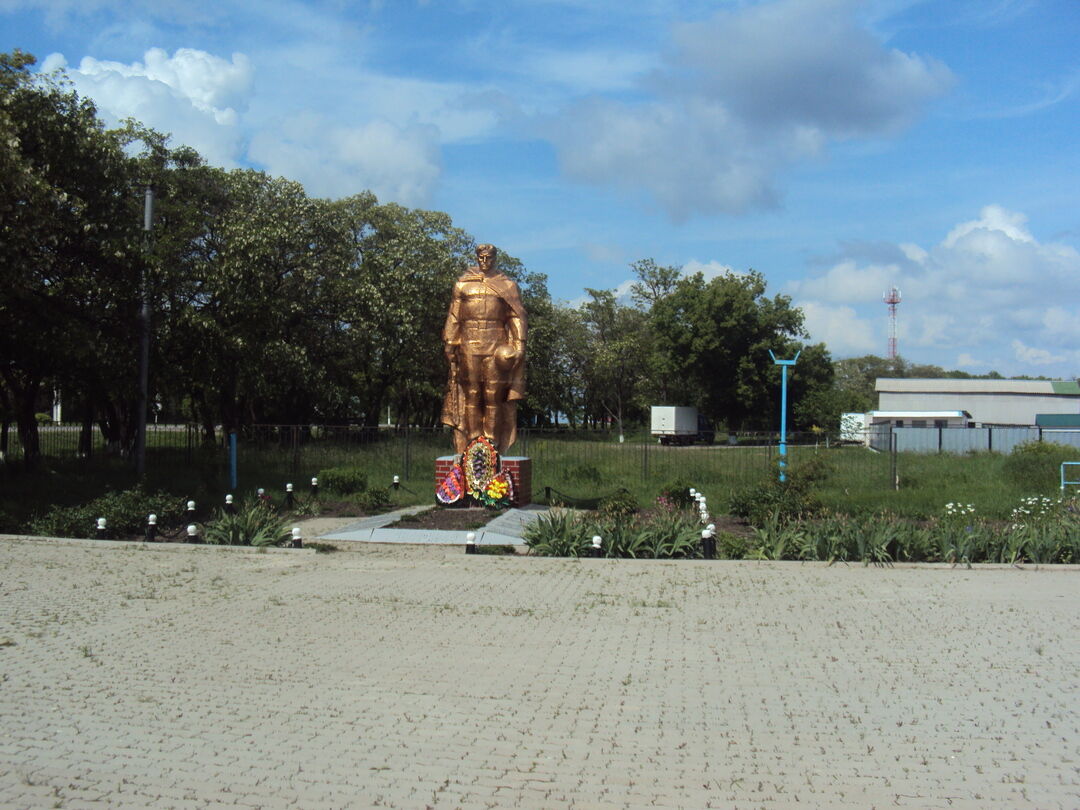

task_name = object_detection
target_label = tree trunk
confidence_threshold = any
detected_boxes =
[1,371,42,468]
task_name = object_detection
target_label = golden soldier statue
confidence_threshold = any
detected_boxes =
[441,244,527,455]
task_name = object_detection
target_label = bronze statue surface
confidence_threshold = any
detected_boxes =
[441,244,527,455]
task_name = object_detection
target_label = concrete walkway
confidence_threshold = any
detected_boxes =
[315,504,548,546]
[0,536,1077,808]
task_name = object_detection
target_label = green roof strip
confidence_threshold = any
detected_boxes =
[1036,413,1080,427]
[1051,380,1080,395]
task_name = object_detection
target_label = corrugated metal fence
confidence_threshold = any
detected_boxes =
[870,425,1080,454]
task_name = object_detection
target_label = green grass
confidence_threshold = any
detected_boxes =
[2,427,1075,532]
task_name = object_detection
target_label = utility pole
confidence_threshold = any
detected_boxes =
[769,349,800,483]
[135,186,153,478]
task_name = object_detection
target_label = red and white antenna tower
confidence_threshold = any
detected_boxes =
[883,286,902,359]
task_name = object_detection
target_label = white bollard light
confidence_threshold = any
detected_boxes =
[291,527,302,548]
[591,535,602,557]
[465,531,477,554]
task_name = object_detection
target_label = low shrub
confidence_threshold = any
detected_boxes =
[728,478,819,527]
[357,486,392,513]
[635,507,700,558]
[29,487,186,539]
[597,487,638,518]
[203,504,289,547]
[657,479,695,509]
[523,508,592,557]
[317,466,368,495]
[593,516,649,558]
[1002,440,1076,492]
[716,531,750,560]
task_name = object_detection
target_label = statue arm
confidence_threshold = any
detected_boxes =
[443,282,463,357]
[506,280,526,356]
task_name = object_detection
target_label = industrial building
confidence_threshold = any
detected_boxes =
[874,378,1080,427]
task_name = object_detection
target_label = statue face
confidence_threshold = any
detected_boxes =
[477,248,495,273]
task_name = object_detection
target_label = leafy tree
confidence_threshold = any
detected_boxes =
[629,258,680,309]
[579,289,649,434]
[0,51,139,464]
[329,198,473,427]
[649,270,807,429]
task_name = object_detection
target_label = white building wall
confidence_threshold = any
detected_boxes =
[877,391,1080,426]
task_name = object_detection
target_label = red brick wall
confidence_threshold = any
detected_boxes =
[502,457,532,506]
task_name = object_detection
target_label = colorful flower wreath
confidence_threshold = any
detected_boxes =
[436,436,514,508]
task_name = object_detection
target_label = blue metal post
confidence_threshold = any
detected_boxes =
[229,432,238,491]
[769,350,800,483]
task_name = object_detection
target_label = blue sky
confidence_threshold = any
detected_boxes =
[5,0,1079,376]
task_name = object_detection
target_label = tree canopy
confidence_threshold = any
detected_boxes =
[8,47,974,466]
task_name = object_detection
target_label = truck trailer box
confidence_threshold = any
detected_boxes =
[651,406,705,445]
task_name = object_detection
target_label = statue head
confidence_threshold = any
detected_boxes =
[476,243,497,273]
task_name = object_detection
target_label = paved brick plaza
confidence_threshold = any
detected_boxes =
[0,536,1077,809]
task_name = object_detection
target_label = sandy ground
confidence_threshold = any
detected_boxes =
[0,536,1078,809]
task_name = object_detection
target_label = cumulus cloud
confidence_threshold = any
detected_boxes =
[548,0,953,219]
[791,205,1080,375]
[45,47,252,166]
[42,45,447,204]
[800,301,878,354]
[248,113,441,205]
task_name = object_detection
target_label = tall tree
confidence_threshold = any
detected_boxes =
[0,51,139,464]
[579,289,649,434]
[649,270,808,429]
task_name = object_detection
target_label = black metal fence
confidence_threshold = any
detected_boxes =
[0,423,896,499]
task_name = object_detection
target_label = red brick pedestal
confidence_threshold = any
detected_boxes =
[501,457,532,506]
[434,455,533,506]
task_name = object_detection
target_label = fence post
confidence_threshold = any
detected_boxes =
[890,431,898,490]
[641,433,649,483]
[290,425,301,475]
[404,426,412,481]
[229,432,238,491]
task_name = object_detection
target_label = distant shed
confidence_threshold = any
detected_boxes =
[875,378,1080,427]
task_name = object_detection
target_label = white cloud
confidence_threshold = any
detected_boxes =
[43,45,449,204]
[1042,307,1080,340]
[248,113,441,205]
[790,259,898,305]
[799,301,877,355]
[46,47,252,166]
[518,47,655,93]
[548,0,953,218]
[1011,340,1068,366]
[793,205,1080,374]
[943,204,1033,247]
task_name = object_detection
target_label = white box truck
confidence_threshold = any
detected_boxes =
[651,406,713,445]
